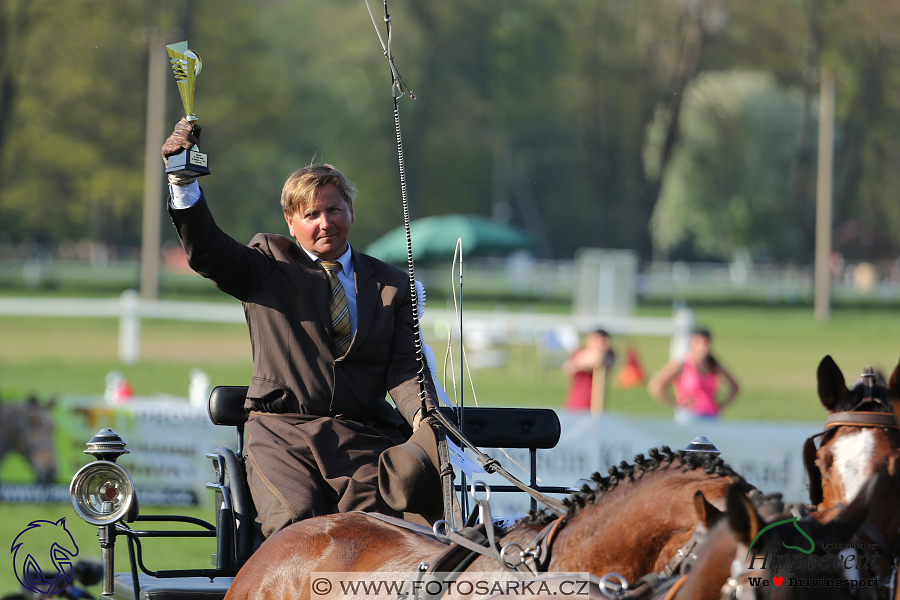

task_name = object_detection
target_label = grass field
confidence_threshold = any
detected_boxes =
[4,304,900,419]
[0,502,215,598]
[2,301,900,593]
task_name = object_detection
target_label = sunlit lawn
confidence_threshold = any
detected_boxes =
[2,304,899,419]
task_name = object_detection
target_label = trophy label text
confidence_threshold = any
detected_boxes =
[189,151,208,168]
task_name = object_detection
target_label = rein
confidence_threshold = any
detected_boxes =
[363,0,566,523]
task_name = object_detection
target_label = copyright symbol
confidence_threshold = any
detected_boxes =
[312,578,332,595]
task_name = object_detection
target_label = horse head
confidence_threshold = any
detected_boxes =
[676,477,875,600]
[807,356,900,511]
[11,517,79,595]
[1,396,58,483]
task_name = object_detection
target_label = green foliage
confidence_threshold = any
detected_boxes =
[649,71,809,261]
[1,1,900,262]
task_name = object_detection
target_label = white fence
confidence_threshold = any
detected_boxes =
[0,291,694,365]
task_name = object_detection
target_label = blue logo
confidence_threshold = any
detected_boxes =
[11,518,79,595]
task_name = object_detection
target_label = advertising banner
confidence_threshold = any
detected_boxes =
[2,399,819,511]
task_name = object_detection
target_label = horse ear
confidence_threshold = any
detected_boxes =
[726,485,759,546]
[817,355,847,412]
[825,473,878,542]
[693,490,723,529]
[888,358,900,401]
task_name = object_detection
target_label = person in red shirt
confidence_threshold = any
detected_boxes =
[563,329,616,411]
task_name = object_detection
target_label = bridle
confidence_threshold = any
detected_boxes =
[719,564,767,600]
[802,387,898,507]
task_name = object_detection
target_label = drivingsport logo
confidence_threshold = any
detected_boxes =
[11,518,79,595]
[743,517,881,592]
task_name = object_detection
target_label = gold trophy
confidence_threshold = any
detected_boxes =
[165,41,210,177]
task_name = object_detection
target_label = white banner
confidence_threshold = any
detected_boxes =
[58,400,821,513]
[457,412,819,518]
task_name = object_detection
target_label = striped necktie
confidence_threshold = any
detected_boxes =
[319,261,352,353]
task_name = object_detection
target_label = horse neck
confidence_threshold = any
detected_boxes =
[0,403,22,457]
[547,466,736,579]
[671,523,736,600]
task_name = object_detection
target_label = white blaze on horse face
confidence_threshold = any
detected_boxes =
[831,429,875,503]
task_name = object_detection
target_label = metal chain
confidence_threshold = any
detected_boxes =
[364,0,427,410]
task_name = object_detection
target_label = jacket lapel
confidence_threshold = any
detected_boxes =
[290,243,334,344]
[351,251,379,355]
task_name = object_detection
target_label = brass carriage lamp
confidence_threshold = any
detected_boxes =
[70,428,138,598]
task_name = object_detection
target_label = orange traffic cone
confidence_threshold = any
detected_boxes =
[616,346,645,389]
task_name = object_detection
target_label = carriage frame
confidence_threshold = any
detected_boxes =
[69,385,566,600]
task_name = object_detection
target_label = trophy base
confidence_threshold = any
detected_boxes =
[166,149,210,178]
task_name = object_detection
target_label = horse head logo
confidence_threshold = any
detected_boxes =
[11,517,79,595]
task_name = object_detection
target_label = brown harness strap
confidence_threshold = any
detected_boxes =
[427,524,493,574]
[824,411,899,429]
[661,575,688,600]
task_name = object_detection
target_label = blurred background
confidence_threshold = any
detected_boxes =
[2,0,900,592]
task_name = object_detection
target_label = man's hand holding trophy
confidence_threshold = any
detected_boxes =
[162,41,210,184]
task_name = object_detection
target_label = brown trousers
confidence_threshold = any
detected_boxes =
[243,412,405,538]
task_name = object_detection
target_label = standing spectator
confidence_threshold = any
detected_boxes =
[563,329,616,413]
[647,328,739,423]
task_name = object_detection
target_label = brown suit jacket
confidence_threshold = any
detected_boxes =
[168,194,434,429]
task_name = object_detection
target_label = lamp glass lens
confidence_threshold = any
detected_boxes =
[71,462,133,524]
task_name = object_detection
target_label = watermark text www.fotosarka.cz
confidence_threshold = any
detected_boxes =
[311,572,594,599]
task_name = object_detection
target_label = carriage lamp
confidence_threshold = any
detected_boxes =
[70,429,136,525]
[683,435,721,456]
[69,428,136,599]
[70,460,136,525]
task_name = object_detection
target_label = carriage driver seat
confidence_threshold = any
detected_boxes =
[206,385,260,573]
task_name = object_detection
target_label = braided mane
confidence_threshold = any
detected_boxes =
[516,446,756,529]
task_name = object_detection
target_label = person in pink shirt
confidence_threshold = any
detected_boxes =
[647,328,739,423]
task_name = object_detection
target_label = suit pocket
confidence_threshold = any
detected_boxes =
[247,378,297,413]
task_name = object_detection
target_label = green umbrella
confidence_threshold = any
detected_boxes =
[364,214,537,264]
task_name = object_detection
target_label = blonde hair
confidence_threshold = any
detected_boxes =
[280,164,357,215]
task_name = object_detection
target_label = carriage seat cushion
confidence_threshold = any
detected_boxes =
[437,407,561,450]
[208,386,249,427]
[115,573,232,600]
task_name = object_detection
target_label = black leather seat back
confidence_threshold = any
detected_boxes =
[438,407,561,449]
[208,386,249,427]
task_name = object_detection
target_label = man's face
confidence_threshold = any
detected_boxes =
[586,333,610,352]
[284,183,355,261]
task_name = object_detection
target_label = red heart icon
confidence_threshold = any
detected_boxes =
[773,577,783,587]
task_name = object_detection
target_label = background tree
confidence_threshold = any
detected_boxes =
[648,70,809,261]
[1,0,899,265]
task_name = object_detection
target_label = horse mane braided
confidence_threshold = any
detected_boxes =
[515,446,755,529]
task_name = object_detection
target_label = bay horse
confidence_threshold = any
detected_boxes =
[805,356,900,597]
[225,447,756,600]
[0,396,57,484]
[663,477,878,600]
